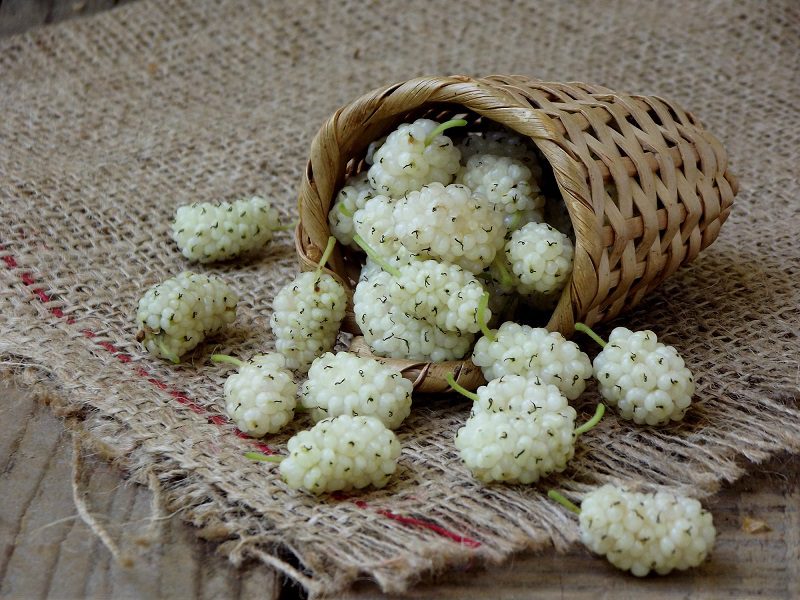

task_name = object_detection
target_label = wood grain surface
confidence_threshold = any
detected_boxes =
[0,0,132,36]
[1,380,797,599]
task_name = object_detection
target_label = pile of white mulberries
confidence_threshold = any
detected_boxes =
[132,111,715,579]
[342,118,573,364]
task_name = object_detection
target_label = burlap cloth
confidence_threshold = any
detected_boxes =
[1,0,798,596]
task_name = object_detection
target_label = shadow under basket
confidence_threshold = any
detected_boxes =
[296,75,738,392]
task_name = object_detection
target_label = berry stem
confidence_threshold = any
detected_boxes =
[547,490,581,515]
[211,354,244,367]
[575,322,606,348]
[271,219,299,232]
[244,451,284,463]
[476,291,496,342]
[315,236,337,276]
[492,256,515,289]
[507,211,522,231]
[352,233,401,277]
[574,403,606,436]
[338,203,354,218]
[445,372,479,402]
[155,338,180,364]
[425,119,468,145]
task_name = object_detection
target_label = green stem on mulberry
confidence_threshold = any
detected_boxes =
[315,236,338,276]
[492,256,515,289]
[425,119,468,145]
[211,354,244,367]
[155,338,180,364]
[574,403,606,436]
[547,490,581,515]
[271,219,299,232]
[476,291,496,342]
[507,211,522,231]
[352,233,401,278]
[338,203,354,218]
[575,322,607,348]
[445,372,479,402]
[244,451,284,463]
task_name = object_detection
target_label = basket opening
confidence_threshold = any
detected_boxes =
[330,105,577,334]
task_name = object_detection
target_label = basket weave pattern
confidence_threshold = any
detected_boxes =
[297,75,738,391]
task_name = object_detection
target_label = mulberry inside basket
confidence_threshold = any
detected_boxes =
[315,107,573,308]
[296,104,579,391]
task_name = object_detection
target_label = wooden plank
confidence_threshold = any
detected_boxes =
[0,0,135,37]
[0,0,50,37]
[47,0,132,26]
[0,381,283,600]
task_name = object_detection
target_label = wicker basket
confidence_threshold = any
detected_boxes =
[296,75,738,392]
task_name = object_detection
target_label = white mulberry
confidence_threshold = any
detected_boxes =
[328,172,376,248]
[136,271,237,363]
[454,401,577,484]
[581,325,695,425]
[392,182,507,273]
[219,353,297,437]
[579,485,716,576]
[472,322,592,400]
[457,129,542,177]
[270,238,347,374]
[457,154,545,223]
[354,265,474,361]
[471,373,570,415]
[507,222,574,295]
[280,415,401,494]
[172,196,281,263]
[300,352,413,429]
[388,258,490,335]
[368,119,462,197]
[352,194,401,259]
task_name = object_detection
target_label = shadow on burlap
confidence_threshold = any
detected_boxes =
[1,0,798,596]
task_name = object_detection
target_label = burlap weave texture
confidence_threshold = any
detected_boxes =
[1,0,798,595]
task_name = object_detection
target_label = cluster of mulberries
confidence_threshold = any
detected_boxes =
[590,327,695,425]
[340,119,572,363]
[137,115,711,581]
[223,353,297,436]
[135,271,238,363]
[454,374,578,484]
[172,196,281,263]
[579,485,716,576]
[279,415,400,494]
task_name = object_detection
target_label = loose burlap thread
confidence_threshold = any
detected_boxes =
[1,0,799,596]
